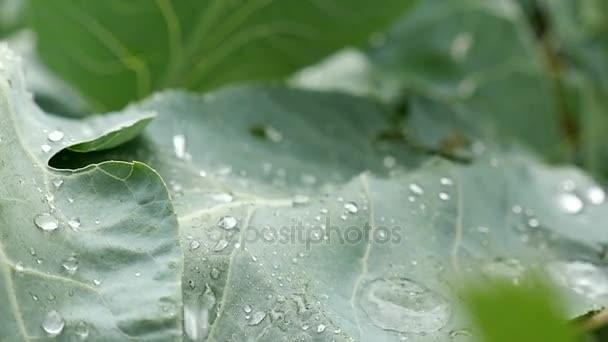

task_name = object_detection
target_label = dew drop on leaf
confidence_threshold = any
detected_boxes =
[438,192,450,201]
[440,177,453,186]
[247,311,266,326]
[189,240,200,251]
[74,321,90,339]
[41,144,52,153]
[317,324,326,333]
[173,134,186,159]
[217,216,237,230]
[34,213,59,231]
[61,256,79,274]
[409,183,424,195]
[42,310,65,336]
[557,192,584,215]
[586,186,606,205]
[68,217,81,230]
[210,268,221,279]
[243,304,252,313]
[47,130,64,142]
[184,285,215,341]
[15,261,24,272]
[292,194,310,207]
[211,239,229,252]
[527,218,540,228]
[344,201,358,214]
[383,155,396,168]
[359,278,450,334]
[52,178,63,189]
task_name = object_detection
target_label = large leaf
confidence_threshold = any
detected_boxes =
[0,46,183,340]
[27,0,417,111]
[52,86,608,341]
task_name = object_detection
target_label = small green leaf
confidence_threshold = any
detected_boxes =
[461,278,576,342]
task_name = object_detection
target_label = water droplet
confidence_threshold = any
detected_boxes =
[527,218,540,228]
[184,284,215,341]
[586,186,606,205]
[42,310,65,336]
[438,192,450,201]
[45,193,55,202]
[243,304,252,313]
[557,192,584,214]
[440,177,453,186]
[210,268,221,279]
[211,193,233,203]
[292,195,310,207]
[61,256,79,274]
[344,202,358,214]
[15,262,24,272]
[317,324,327,333]
[74,321,90,339]
[93,279,101,286]
[34,213,59,231]
[409,183,424,195]
[383,155,396,169]
[477,226,490,234]
[359,278,450,333]
[68,217,81,230]
[248,311,266,326]
[47,130,64,142]
[173,134,187,159]
[199,170,207,177]
[211,239,229,252]
[52,178,64,189]
[190,240,200,251]
[41,144,52,153]
[217,216,237,230]
[301,324,310,331]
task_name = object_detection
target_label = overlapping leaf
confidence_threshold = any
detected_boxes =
[0,46,182,340]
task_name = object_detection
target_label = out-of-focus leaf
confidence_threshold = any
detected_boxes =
[0,46,182,340]
[27,0,418,111]
[292,1,563,161]
[461,278,576,342]
[543,0,608,180]
[52,86,608,341]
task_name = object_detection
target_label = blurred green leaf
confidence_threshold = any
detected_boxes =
[462,278,576,342]
[27,0,417,111]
